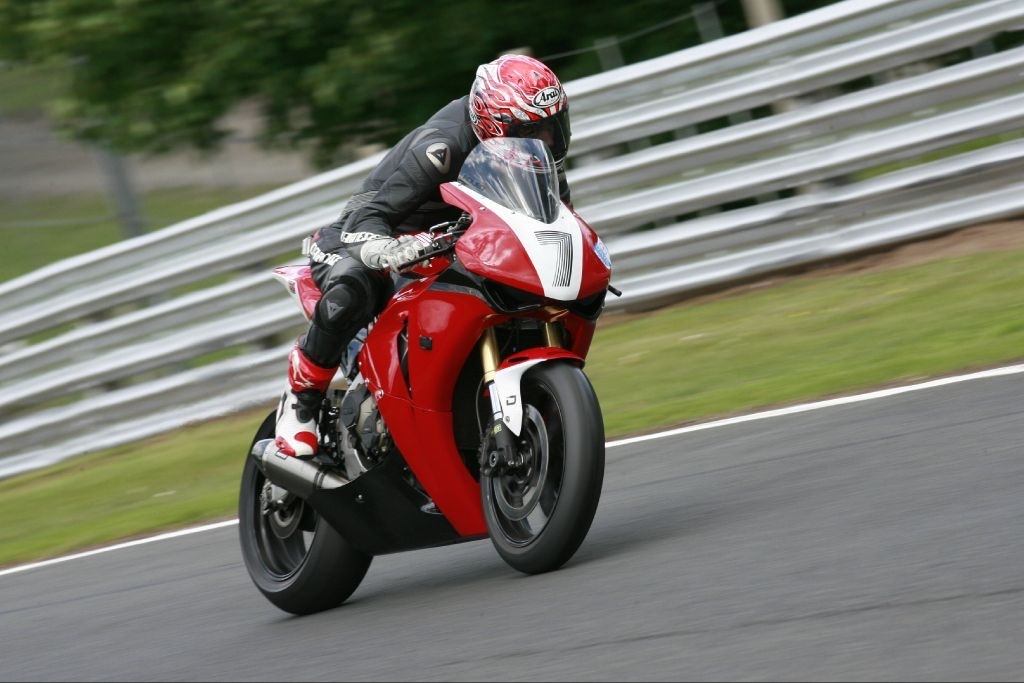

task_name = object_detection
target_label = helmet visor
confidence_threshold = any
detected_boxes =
[508,108,570,163]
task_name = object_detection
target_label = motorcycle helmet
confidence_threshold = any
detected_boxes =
[469,54,571,164]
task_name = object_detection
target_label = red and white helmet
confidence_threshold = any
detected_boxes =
[469,54,571,164]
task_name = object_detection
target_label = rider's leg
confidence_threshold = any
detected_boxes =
[275,254,389,458]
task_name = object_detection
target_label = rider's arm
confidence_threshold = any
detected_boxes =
[332,136,461,262]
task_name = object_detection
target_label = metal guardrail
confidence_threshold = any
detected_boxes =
[586,90,1024,233]
[0,271,282,383]
[0,154,383,315]
[616,178,1024,307]
[0,0,978,320]
[571,45,1024,200]
[572,0,1024,154]
[0,345,290,455]
[1,0,1021,478]
[608,140,1024,274]
[565,0,968,111]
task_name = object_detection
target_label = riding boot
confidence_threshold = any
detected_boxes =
[274,345,337,458]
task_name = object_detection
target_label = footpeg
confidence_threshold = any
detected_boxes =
[251,439,349,499]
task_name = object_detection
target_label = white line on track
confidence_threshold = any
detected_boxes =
[3,362,1023,579]
[0,520,239,579]
[606,362,1024,448]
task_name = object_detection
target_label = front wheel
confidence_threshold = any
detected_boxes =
[482,363,605,574]
[238,411,372,615]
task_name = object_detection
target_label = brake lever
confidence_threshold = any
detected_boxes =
[426,214,470,237]
[395,231,465,274]
[396,247,451,273]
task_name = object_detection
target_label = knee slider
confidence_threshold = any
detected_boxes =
[314,283,365,332]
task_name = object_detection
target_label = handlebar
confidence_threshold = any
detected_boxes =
[395,214,471,273]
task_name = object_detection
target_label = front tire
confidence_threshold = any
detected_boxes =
[482,363,605,574]
[238,411,372,615]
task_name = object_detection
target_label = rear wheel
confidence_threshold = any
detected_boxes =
[238,411,371,615]
[482,363,605,574]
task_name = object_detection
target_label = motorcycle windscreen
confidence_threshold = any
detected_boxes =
[458,137,561,224]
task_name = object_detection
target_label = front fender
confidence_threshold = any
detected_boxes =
[492,348,584,435]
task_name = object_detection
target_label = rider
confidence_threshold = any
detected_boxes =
[275,54,574,458]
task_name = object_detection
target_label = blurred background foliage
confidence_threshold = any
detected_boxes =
[0,0,832,167]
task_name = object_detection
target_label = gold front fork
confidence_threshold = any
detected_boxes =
[480,328,505,437]
[543,322,564,349]
[480,328,501,383]
[481,322,562,381]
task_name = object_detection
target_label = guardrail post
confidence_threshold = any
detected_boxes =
[95,146,147,239]
[741,0,797,116]
[595,37,651,155]
[694,2,751,127]
[971,39,996,58]
[740,0,785,29]
[694,1,780,205]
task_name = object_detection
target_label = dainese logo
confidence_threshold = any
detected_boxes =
[532,87,562,108]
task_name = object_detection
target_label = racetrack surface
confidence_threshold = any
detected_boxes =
[2,373,1023,681]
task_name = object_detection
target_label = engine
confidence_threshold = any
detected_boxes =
[336,375,390,479]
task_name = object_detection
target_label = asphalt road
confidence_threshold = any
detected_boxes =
[2,372,1023,681]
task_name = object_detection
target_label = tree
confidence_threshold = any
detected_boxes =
[1,0,839,167]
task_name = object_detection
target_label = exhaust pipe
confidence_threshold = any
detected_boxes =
[250,439,348,499]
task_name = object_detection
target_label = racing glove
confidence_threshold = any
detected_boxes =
[359,234,431,271]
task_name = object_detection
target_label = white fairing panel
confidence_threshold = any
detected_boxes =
[452,182,583,301]
[491,359,549,436]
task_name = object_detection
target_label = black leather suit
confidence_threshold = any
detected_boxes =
[302,95,571,369]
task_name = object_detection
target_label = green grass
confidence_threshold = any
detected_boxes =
[0,410,267,565]
[0,186,277,282]
[2,243,1024,567]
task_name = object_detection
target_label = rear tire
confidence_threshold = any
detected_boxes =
[238,411,372,615]
[482,363,605,574]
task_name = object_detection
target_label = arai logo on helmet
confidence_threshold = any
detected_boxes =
[533,87,561,108]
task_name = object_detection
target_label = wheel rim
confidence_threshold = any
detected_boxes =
[249,471,318,580]
[485,388,566,548]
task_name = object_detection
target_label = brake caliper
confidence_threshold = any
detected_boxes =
[479,420,521,477]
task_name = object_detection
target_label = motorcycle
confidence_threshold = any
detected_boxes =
[239,137,614,615]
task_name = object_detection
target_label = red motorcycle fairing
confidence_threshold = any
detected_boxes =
[443,182,612,302]
[359,279,498,537]
[442,183,546,297]
[346,179,610,543]
[356,282,600,537]
[562,312,598,359]
[575,215,615,300]
[271,265,322,321]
